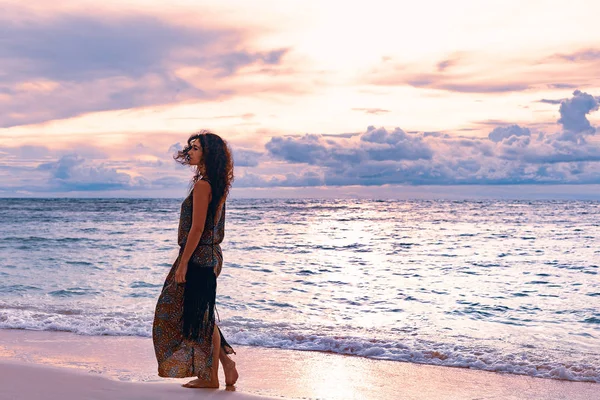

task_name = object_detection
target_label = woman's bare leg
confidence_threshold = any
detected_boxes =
[211,323,221,383]
[219,347,239,386]
[182,325,221,388]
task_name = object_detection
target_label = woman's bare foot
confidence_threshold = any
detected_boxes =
[182,377,219,389]
[224,360,239,386]
[220,356,239,386]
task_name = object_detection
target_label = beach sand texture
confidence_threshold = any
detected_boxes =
[0,329,598,400]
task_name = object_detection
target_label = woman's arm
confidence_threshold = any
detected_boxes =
[175,180,212,283]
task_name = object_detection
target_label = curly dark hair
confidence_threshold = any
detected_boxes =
[174,130,234,224]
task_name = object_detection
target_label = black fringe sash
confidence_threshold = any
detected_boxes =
[182,262,216,342]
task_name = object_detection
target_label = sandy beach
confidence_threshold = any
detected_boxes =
[0,328,598,400]
[0,361,280,400]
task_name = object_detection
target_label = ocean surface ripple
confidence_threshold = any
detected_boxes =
[0,198,599,382]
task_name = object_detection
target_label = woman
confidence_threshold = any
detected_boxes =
[153,130,239,388]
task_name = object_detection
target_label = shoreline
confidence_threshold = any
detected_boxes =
[0,360,281,400]
[0,328,599,400]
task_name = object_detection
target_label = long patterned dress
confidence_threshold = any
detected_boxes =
[153,183,235,380]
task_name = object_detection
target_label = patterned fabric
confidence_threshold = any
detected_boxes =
[177,186,226,277]
[153,182,234,380]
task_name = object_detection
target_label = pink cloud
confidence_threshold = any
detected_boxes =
[365,49,600,94]
[0,7,291,127]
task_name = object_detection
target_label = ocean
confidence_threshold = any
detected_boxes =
[0,197,598,382]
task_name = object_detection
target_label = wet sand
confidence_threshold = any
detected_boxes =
[0,329,598,400]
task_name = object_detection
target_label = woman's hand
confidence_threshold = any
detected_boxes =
[175,260,188,284]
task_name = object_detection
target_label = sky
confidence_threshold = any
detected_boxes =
[1,0,600,199]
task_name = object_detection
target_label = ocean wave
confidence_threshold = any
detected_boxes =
[0,312,598,383]
[221,325,600,383]
[2,198,600,385]
[0,308,152,337]
[48,288,101,297]
[0,285,43,293]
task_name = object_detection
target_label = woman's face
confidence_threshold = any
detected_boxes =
[187,138,204,167]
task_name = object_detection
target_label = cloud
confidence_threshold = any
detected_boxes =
[235,170,325,187]
[402,74,530,93]
[557,90,599,134]
[360,126,433,161]
[212,49,288,77]
[35,154,134,191]
[0,141,202,193]
[493,131,600,164]
[150,175,189,189]
[547,83,579,89]
[352,108,390,115]
[168,143,183,154]
[1,15,222,83]
[259,90,600,186]
[423,132,450,138]
[367,48,600,94]
[3,90,600,194]
[436,59,456,72]
[488,125,531,143]
[367,53,533,93]
[539,98,565,105]
[266,134,330,164]
[0,145,52,159]
[233,149,263,167]
[554,49,600,62]
[0,9,287,127]
[266,127,433,170]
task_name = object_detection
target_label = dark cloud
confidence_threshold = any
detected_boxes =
[258,90,600,187]
[547,83,579,89]
[266,126,433,170]
[401,74,531,93]
[1,143,109,162]
[436,59,455,72]
[360,126,433,161]
[369,66,532,93]
[557,90,599,134]
[423,132,450,138]
[488,125,531,143]
[539,99,565,105]
[478,119,513,126]
[36,154,133,191]
[0,145,52,159]
[212,49,288,77]
[0,13,285,83]
[0,15,228,83]
[233,149,263,167]
[231,172,271,187]
[0,10,287,127]
[554,49,600,62]
[150,176,189,188]
[321,132,361,138]
[368,48,600,94]
[266,134,330,164]
[0,148,197,193]
[5,90,600,193]
[433,82,530,93]
[0,73,214,127]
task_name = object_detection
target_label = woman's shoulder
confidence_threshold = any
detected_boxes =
[194,179,211,189]
[192,179,212,201]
